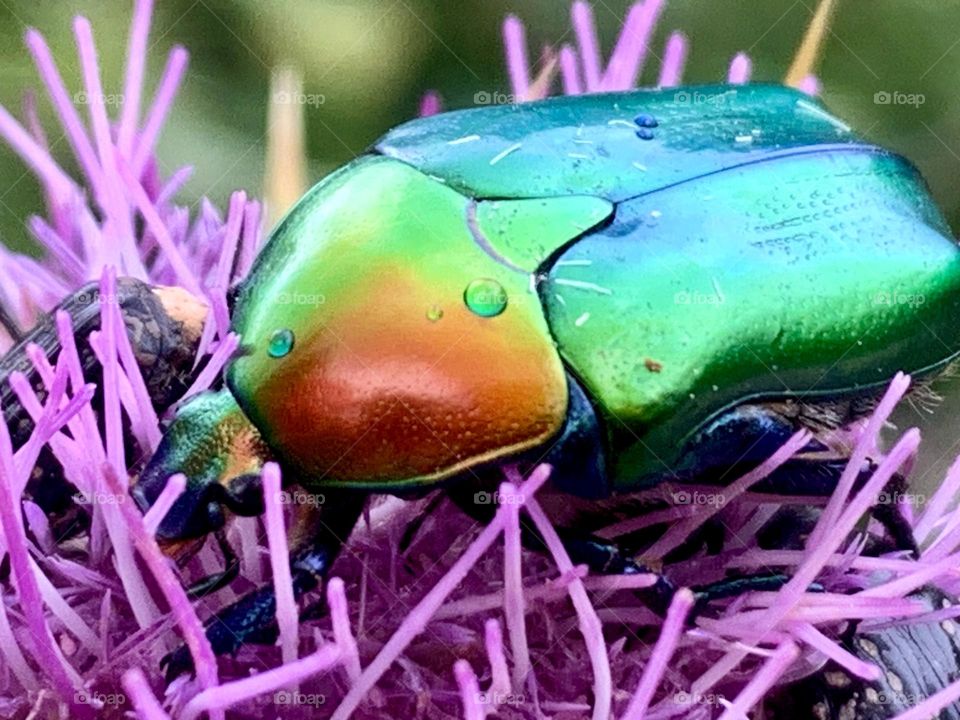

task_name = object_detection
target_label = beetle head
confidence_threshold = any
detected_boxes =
[131,388,270,556]
[226,157,570,489]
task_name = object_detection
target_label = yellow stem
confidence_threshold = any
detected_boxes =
[266,66,309,228]
[785,0,839,88]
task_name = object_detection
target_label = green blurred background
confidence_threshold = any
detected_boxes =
[2,0,960,489]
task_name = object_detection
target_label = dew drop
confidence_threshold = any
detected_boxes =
[267,328,295,358]
[427,305,444,322]
[635,113,659,128]
[464,278,508,318]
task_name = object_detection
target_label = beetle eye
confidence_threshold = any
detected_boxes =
[464,278,508,318]
[267,328,295,358]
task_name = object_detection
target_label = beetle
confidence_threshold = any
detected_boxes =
[7,84,960,684]
[124,83,960,676]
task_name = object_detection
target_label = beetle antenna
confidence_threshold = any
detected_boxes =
[785,0,838,88]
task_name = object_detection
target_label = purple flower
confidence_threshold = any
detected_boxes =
[0,2,959,719]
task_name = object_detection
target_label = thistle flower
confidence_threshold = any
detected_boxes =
[0,2,960,720]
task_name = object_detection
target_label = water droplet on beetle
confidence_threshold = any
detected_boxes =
[267,328,295,358]
[427,305,444,322]
[464,279,508,318]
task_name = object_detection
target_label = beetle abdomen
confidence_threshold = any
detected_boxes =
[540,146,960,486]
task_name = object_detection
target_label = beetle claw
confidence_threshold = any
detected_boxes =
[161,645,194,683]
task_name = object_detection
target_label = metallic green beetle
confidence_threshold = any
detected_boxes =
[125,84,960,675]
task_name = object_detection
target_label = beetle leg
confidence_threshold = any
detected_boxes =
[161,492,365,681]
[184,530,240,600]
[535,532,675,613]
[868,470,919,558]
[739,458,919,556]
[690,574,825,618]
[449,488,675,613]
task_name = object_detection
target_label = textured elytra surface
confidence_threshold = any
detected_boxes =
[542,148,960,483]
[376,85,858,202]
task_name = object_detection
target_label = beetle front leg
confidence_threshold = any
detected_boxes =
[184,530,240,600]
[162,492,365,681]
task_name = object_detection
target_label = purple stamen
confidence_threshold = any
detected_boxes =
[601,0,665,91]
[559,45,583,95]
[502,15,531,98]
[262,462,300,670]
[118,0,154,157]
[131,46,189,178]
[658,32,688,87]
[727,52,752,83]
[572,1,602,91]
